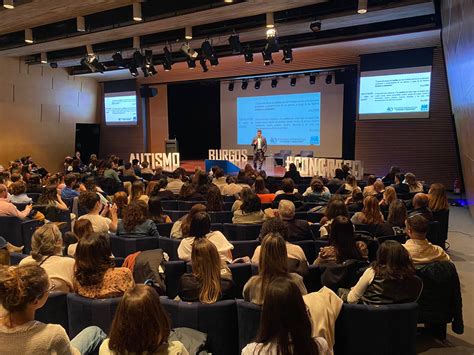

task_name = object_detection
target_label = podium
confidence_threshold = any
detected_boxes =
[165,139,179,154]
[205,160,241,175]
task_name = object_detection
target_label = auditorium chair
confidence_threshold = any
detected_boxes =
[164,260,187,299]
[293,240,317,264]
[223,223,262,241]
[334,303,419,355]
[377,234,407,244]
[158,236,180,261]
[296,150,314,157]
[426,221,442,248]
[35,291,69,335]
[26,193,41,203]
[177,200,206,211]
[223,201,234,211]
[112,257,125,267]
[161,200,178,210]
[310,223,321,239]
[223,195,236,202]
[327,184,342,194]
[155,222,173,237]
[10,252,28,265]
[67,294,121,338]
[210,222,225,234]
[12,202,29,211]
[303,264,323,292]
[108,234,159,257]
[307,212,325,223]
[0,216,42,253]
[236,300,261,352]
[294,211,309,221]
[354,223,378,237]
[432,210,449,249]
[231,240,260,259]
[273,150,292,166]
[160,298,239,355]
[164,210,188,221]
[208,210,233,223]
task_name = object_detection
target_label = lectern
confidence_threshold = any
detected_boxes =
[165,139,179,154]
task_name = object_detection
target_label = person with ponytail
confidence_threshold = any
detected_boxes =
[0,264,106,354]
[19,223,75,292]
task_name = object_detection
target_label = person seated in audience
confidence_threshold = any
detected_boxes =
[379,186,397,213]
[253,218,308,269]
[178,182,205,201]
[0,237,10,265]
[0,264,106,354]
[372,180,386,200]
[130,159,141,176]
[428,183,449,212]
[346,190,364,213]
[410,193,433,221]
[60,174,81,200]
[253,176,270,194]
[237,169,254,187]
[129,180,149,204]
[140,161,154,176]
[178,238,235,303]
[304,177,331,204]
[375,200,407,237]
[193,170,210,197]
[382,165,401,184]
[211,167,227,192]
[231,187,251,212]
[314,216,368,266]
[170,203,207,239]
[8,181,32,204]
[222,175,243,196]
[327,168,345,186]
[206,184,224,211]
[19,224,75,292]
[339,240,422,305]
[0,184,32,218]
[272,178,303,208]
[112,191,128,219]
[232,190,265,224]
[177,211,233,263]
[242,277,330,355]
[64,219,94,257]
[84,177,109,205]
[149,178,175,200]
[362,175,377,197]
[25,174,43,194]
[74,232,134,298]
[151,166,167,182]
[335,174,358,195]
[319,197,350,238]
[405,172,424,193]
[100,284,188,355]
[122,162,136,178]
[403,214,450,264]
[166,168,186,194]
[244,233,307,305]
[117,200,159,238]
[148,196,172,224]
[78,191,118,233]
[351,196,384,225]
[38,185,69,212]
[392,173,410,194]
[277,200,313,241]
[283,163,302,181]
[103,160,121,184]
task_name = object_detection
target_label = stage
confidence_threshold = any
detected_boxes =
[179,159,288,177]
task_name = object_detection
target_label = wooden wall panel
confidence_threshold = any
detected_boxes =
[441,0,474,216]
[148,85,169,153]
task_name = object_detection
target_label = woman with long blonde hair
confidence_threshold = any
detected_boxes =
[379,186,397,212]
[428,183,449,212]
[129,180,148,204]
[178,238,235,303]
[351,196,384,225]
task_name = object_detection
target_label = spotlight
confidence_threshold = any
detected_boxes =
[266,28,279,52]
[49,62,58,69]
[254,79,261,90]
[24,28,33,44]
[77,16,86,32]
[40,52,47,64]
[133,2,142,21]
[266,12,274,28]
[186,57,196,69]
[262,45,273,66]
[310,20,322,32]
[228,82,234,91]
[133,50,145,68]
[271,78,278,88]
[228,34,243,54]
[185,26,193,40]
[282,46,293,64]
[224,0,233,2]
[181,43,198,59]
[309,74,316,85]
[144,50,157,75]
[209,56,219,67]
[244,48,253,63]
[326,74,333,84]
[201,40,218,66]
[3,0,14,9]
[80,55,106,73]
[162,47,173,71]
[129,61,139,77]
[358,0,368,14]
[241,81,248,90]
[112,52,127,68]
[199,57,208,72]
[290,77,296,87]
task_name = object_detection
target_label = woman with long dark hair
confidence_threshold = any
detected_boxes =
[148,196,172,224]
[242,277,329,355]
[206,184,224,211]
[375,200,407,237]
[170,203,207,239]
[319,197,349,238]
[232,190,265,224]
[116,200,158,237]
[38,185,69,211]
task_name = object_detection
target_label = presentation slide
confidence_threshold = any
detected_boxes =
[237,93,321,146]
[104,91,137,125]
[359,66,432,119]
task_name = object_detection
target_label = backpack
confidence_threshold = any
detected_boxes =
[133,249,167,295]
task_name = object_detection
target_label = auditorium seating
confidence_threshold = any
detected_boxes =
[231,240,259,259]
[10,252,28,265]
[236,300,261,352]
[161,200,178,210]
[158,236,180,260]
[108,234,159,257]
[273,150,292,166]
[208,210,233,223]
[164,260,187,299]
[432,210,450,248]
[26,193,41,203]
[35,291,69,335]
[426,221,442,248]
[164,210,188,221]
[178,200,205,211]
[223,223,262,241]
[0,216,42,253]
[156,222,173,237]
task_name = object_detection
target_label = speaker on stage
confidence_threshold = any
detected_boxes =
[140,87,158,97]
[75,123,100,164]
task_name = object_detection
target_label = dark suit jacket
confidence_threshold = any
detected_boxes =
[251,136,267,153]
[284,219,313,242]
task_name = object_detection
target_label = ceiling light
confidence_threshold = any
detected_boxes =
[262,45,273,66]
[271,78,278,88]
[266,29,278,52]
[40,52,47,64]
[133,2,143,21]
[187,57,196,69]
[241,81,248,90]
[77,16,86,32]
[228,34,243,54]
[254,79,261,90]
[201,40,218,66]
[181,43,198,59]
[309,74,316,85]
[358,0,368,14]
[24,29,33,44]
[133,50,145,68]
[80,55,105,73]
[310,20,322,32]
[283,46,293,64]
[112,52,126,68]
[3,0,14,9]
[244,48,253,63]
[228,82,234,91]
[224,0,233,3]
[290,77,296,87]
[326,74,333,84]
[199,57,208,72]
[144,49,157,75]
[129,62,139,77]
[266,12,274,28]
[185,26,193,40]
[162,47,173,71]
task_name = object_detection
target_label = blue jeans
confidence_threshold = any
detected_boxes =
[70,326,107,355]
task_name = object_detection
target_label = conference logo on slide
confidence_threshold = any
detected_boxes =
[310,136,320,145]
[386,107,394,112]
[420,104,429,111]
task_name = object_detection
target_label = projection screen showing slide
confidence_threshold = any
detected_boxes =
[104,91,138,126]
[359,66,432,120]
[220,77,344,158]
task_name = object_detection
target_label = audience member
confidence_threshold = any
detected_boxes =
[336,175,358,195]
[328,168,345,186]
[339,240,422,305]
[232,190,265,224]
[129,180,149,204]
[375,200,407,237]
[211,168,227,192]
[346,190,364,213]
[112,191,128,219]
[166,168,186,194]
[149,179,175,200]
[148,196,172,224]
[277,200,313,241]
[100,284,188,355]
[242,277,329,355]
[74,232,134,298]
[392,173,409,194]
[38,185,69,211]
[65,219,94,257]
[170,203,207,239]
[103,161,121,184]
[304,177,331,204]
[193,170,210,197]
[320,198,349,238]
[314,216,368,266]
[122,162,136,177]
[78,191,118,233]
[140,161,154,176]
[222,176,243,196]
[351,196,384,225]
[283,163,301,181]
[0,184,32,218]
[272,178,303,208]
[428,183,449,212]
[0,237,10,265]
[25,174,43,194]
[9,181,32,204]
[177,211,233,263]
[117,200,159,238]
[206,184,224,211]
[373,180,386,200]
[379,186,397,213]
[405,172,424,193]
[244,233,307,305]
[382,165,401,184]
[362,175,377,197]
[178,238,235,303]
[178,182,205,201]
[19,224,75,292]
[253,176,270,194]
[403,214,450,264]
[61,174,80,200]
[410,193,433,221]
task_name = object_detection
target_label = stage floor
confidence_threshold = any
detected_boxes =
[180,159,288,177]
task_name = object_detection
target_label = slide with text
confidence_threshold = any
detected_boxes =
[104,93,137,125]
[237,92,321,146]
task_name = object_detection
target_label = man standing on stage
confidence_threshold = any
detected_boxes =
[251,129,267,170]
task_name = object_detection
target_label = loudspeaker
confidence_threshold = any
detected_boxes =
[75,124,100,164]
[140,87,158,97]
